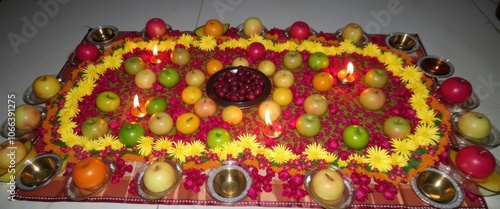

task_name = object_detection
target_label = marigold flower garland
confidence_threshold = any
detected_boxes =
[40,29,450,201]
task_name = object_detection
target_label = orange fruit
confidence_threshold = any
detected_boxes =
[312,72,334,92]
[203,19,224,37]
[72,157,108,190]
[206,59,224,75]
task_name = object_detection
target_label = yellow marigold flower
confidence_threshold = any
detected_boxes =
[304,142,328,161]
[102,54,122,70]
[136,40,149,50]
[400,65,423,84]
[221,141,243,159]
[406,82,429,98]
[390,153,409,167]
[83,64,100,80]
[146,40,160,51]
[266,144,294,164]
[57,121,77,135]
[236,133,259,153]
[112,48,126,58]
[366,146,392,172]
[253,144,268,156]
[210,146,225,160]
[337,159,349,168]
[76,77,97,96]
[137,136,155,156]
[177,34,194,48]
[124,40,138,52]
[409,93,429,112]
[324,152,338,163]
[283,41,298,51]
[96,134,121,150]
[339,40,358,54]
[416,108,440,125]
[362,43,382,57]
[198,36,217,51]
[348,153,368,164]
[248,34,265,43]
[61,131,85,148]
[261,40,274,51]
[413,123,441,146]
[273,43,287,53]
[324,46,342,56]
[159,39,176,51]
[168,141,188,162]
[185,140,206,157]
[154,137,173,151]
[384,58,404,74]
[225,39,240,49]
[391,138,417,159]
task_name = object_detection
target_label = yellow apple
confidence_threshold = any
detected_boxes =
[222,105,243,126]
[258,100,281,122]
[143,161,176,193]
[0,140,28,170]
[311,169,345,201]
[135,69,156,89]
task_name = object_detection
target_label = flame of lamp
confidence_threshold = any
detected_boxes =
[337,62,356,84]
[131,95,147,118]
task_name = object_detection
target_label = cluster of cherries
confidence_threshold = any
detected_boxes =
[212,66,266,102]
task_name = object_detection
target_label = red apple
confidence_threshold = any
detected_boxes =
[456,145,496,179]
[383,116,411,139]
[247,42,266,60]
[359,88,386,111]
[439,77,473,104]
[341,23,364,43]
[145,18,168,38]
[14,104,41,130]
[289,21,310,40]
[32,75,61,100]
[303,94,329,116]
[75,41,100,62]
[193,97,217,118]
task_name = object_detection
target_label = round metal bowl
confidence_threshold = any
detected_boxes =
[63,159,116,201]
[450,112,500,149]
[134,157,183,200]
[410,167,464,208]
[15,153,62,191]
[417,55,454,79]
[0,105,47,139]
[23,75,65,105]
[385,32,420,54]
[206,161,252,204]
[86,25,119,46]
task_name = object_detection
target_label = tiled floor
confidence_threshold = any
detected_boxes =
[0,0,499,208]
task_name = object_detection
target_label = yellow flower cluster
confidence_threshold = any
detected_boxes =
[56,34,442,174]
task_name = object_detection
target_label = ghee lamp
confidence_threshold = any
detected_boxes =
[262,109,283,138]
[337,62,356,84]
[131,94,147,118]
[149,45,164,64]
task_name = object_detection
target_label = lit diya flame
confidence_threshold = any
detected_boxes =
[131,94,146,118]
[150,45,162,64]
[262,109,283,138]
[337,62,356,84]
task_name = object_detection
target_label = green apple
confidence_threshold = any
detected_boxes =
[118,122,146,147]
[341,23,364,43]
[283,51,303,70]
[124,56,146,75]
[343,125,369,150]
[383,116,411,139]
[303,94,328,116]
[96,91,121,113]
[206,128,231,149]
[81,117,109,139]
[143,161,176,193]
[457,112,491,140]
[359,88,386,111]
[308,52,329,71]
[364,68,389,88]
[148,112,174,136]
[32,75,61,100]
[170,48,190,66]
[145,97,168,115]
[158,68,180,88]
[14,104,42,130]
[311,168,345,201]
[296,113,321,137]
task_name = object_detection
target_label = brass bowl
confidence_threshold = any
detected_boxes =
[304,165,355,209]
[15,153,62,191]
[134,157,183,200]
[417,55,454,79]
[206,161,252,203]
[385,32,420,53]
[410,167,464,208]
[86,25,119,46]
